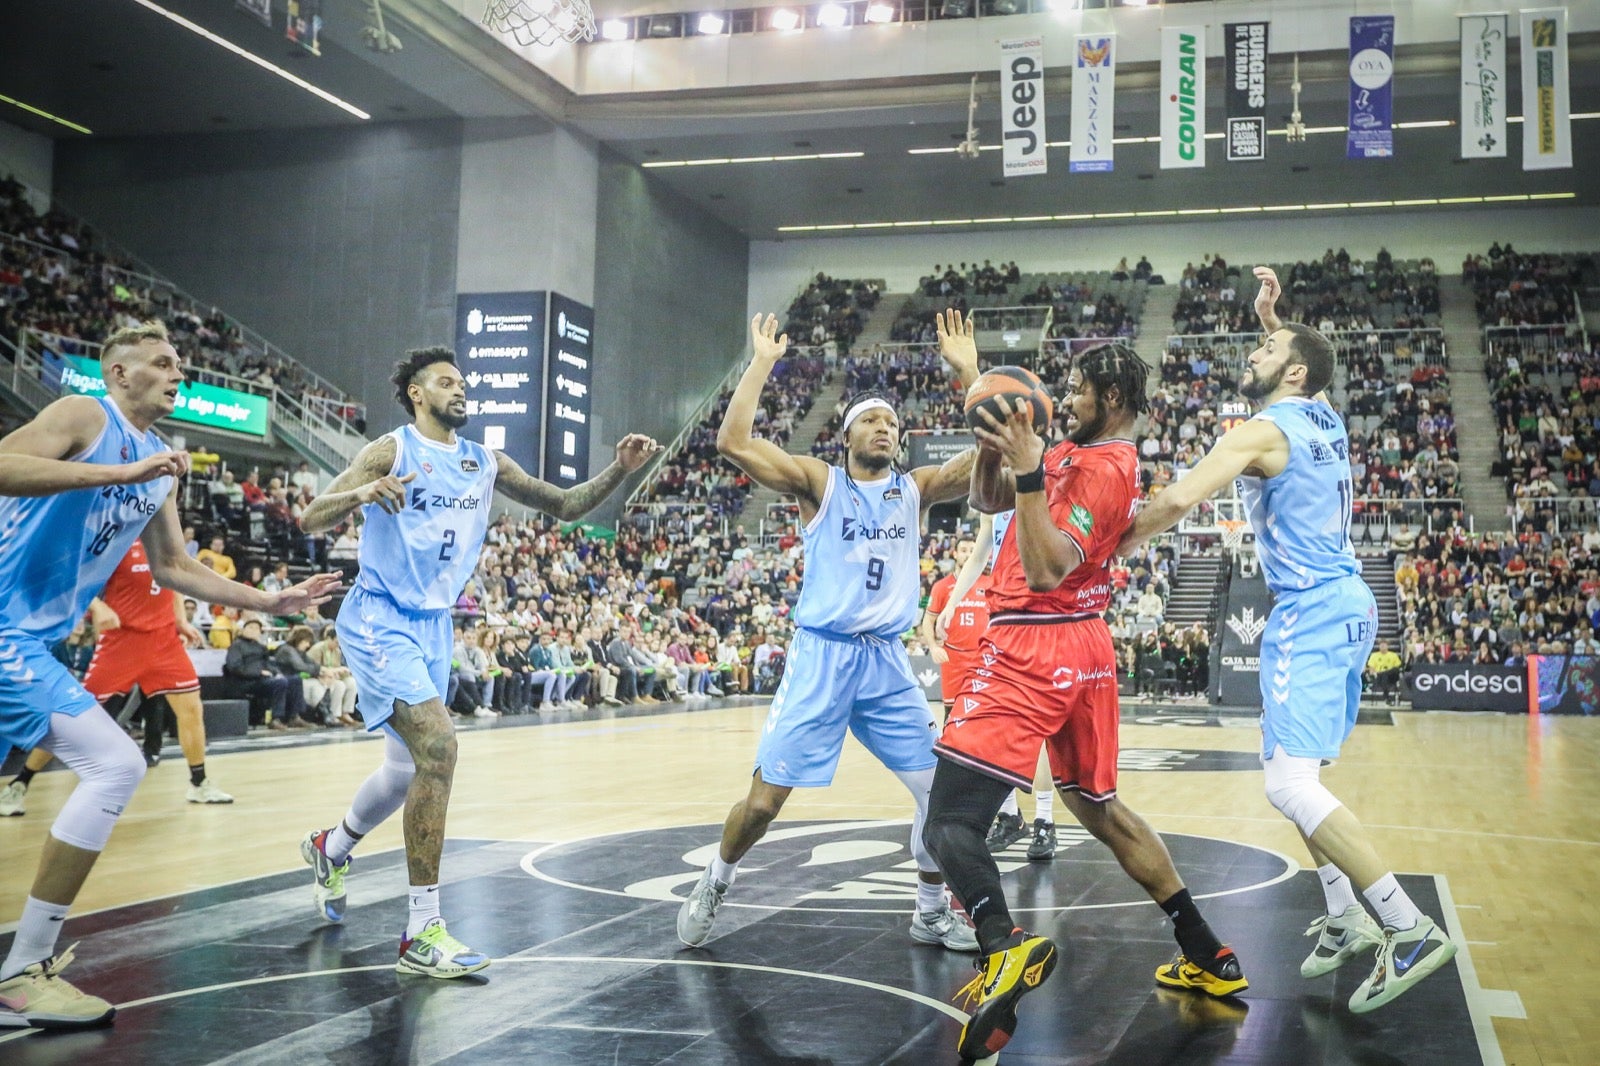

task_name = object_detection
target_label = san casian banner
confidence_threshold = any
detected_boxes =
[1520,7,1572,170]
[1160,26,1206,169]
[1459,13,1508,159]
[1000,37,1047,178]
[1070,34,1115,173]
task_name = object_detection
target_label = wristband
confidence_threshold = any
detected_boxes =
[1013,466,1046,494]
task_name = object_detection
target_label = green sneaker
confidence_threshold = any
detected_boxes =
[300,829,351,924]
[396,919,490,978]
[1349,916,1457,1014]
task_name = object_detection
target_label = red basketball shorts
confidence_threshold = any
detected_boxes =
[934,615,1121,801]
[939,648,979,707]
[82,628,200,700]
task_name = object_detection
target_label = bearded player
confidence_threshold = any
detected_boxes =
[921,343,1247,1062]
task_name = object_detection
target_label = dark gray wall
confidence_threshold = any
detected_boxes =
[592,148,749,489]
[53,120,463,426]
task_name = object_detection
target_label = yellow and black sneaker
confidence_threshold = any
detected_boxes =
[1154,945,1248,998]
[953,930,1058,1062]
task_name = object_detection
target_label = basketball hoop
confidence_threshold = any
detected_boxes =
[482,0,596,46]
[1218,519,1249,556]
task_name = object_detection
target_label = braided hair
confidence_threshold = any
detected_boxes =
[1075,341,1149,416]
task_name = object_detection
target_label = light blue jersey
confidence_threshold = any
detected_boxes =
[1236,397,1360,595]
[354,424,497,612]
[793,466,922,639]
[0,396,172,752]
[0,396,173,645]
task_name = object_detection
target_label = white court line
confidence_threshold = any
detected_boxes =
[519,821,1301,914]
[1434,873,1521,1066]
[0,955,969,1048]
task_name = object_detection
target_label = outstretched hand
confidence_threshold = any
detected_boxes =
[116,450,191,485]
[750,314,789,364]
[354,471,416,514]
[1254,266,1283,331]
[935,309,980,382]
[615,433,663,472]
[264,572,344,616]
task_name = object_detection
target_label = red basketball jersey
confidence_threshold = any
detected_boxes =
[930,574,992,654]
[987,438,1139,616]
[99,540,178,633]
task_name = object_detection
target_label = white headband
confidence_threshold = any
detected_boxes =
[842,397,896,436]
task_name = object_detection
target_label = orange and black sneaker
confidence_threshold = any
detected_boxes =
[953,929,1058,1061]
[1154,945,1248,998]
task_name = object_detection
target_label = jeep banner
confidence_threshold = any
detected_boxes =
[1000,36,1048,178]
[1214,559,1272,706]
[1406,663,1525,713]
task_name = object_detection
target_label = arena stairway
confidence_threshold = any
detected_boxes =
[1440,280,1509,532]
[1133,281,1179,371]
[1163,555,1225,629]
[1360,556,1402,642]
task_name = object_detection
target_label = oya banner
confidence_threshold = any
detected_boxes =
[1000,37,1048,178]
[1520,8,1572,171]
[1070,35,1115,174]
[1224,21,1268,162]
[1347,16,1395,160]
[1160,27,1206,169]
[1459,13,1507,158]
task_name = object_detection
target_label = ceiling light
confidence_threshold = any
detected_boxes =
[641,151,864,168]
[126,0,369,119]
[864,2,896,23]
[600,18,631,39]
[0,92,91,135]
[696,12,725,33]
[817,4,849,27]
[770,8,801,30]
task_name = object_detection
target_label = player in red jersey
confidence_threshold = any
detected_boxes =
[920,344,1246,1062]
[920,534,987,715]
[0,542,233,815]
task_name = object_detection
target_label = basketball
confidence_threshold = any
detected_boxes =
[963,366,1054,434]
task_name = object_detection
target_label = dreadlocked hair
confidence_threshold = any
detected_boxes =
[1075,342,1149,415]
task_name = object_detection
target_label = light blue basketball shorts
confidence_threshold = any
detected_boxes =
[1260,575,1379,761]
[754,627,937,788]
[336,584,454,733]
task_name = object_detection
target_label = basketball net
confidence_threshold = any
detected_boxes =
[482,0,596,46]
[1218,519,1249,557]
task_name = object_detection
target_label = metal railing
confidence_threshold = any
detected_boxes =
[622,354,748,512]
[1171,488,1470,541]
[1483,323,1588,357]
[1509,496,1600,535]
[24,329,274,399]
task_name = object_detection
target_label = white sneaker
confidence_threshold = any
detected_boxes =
[186,778,235,805]
[539,701,557,712]
[1349,916,1458,1013]
[1301,903,1382,977]
[0,946,115,1029]
[564,700,583,710]
[473,706,498,718]
[706,686,724,697]
[0,780,26,817]
[910,903,980,952]
[676,867,729,947]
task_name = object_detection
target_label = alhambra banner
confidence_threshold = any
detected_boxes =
[1160,26,1206,169]
[1520,8,1572,170]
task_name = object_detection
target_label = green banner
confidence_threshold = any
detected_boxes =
[58,355,271,437]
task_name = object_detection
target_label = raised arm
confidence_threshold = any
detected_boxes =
[1254,265,1284,333]
[912,447,977,506]
[969,447,1017,514]
[0,395,189,496]
[716,314,830,511]
[1117,417,1289,555]
[495,433,660,522]
[298,436,403,534]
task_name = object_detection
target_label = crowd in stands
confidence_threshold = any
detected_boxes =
[1485,340,1600,515]
[1174,248,1440,336]
[919,260,1022,298]
[0,176,359,424]
[1465,243,1587,327]
[783,273,881,359]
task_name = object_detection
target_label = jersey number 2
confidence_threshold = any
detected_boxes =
[439,529,457,562]
[865,558,885,591]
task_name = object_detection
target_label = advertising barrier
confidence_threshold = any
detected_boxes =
[1405,662,1526,712]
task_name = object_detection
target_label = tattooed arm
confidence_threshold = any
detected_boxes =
[494,434,661,522]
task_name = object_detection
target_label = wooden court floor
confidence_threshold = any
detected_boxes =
[1,704,1596,1064]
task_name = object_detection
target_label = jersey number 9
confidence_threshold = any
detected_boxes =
[865,558,885,591]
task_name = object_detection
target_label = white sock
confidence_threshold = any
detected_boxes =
[1,897,70,981]
[1034,790,1054,825]
[1000,791,1021,817]
[1318,863,1360,917]
[1362,872,1422,932]
[710,855,739,888]
[325,823,362,865]
[406,884,441,939]
[916,879,945,913]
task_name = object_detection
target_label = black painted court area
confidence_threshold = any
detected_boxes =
[0,824,1483,1065]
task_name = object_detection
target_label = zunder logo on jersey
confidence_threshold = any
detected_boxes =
[840,517,907,542]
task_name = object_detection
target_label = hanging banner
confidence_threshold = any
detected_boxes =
[1160,27,1206,169]
[1224,21,1268,162]
[1070,34,1115,173]
[1520,8,1572,171]
[1347,16,1395,159]
[1459,13,1508,158]
[1000,36,1048,178]
[286,0,322,55]
[236,0,272,28]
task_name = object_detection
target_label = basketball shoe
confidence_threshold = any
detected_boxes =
[676,868,729,947]
[984,811,1026,853]
[0,781,25,817]
[953,929,1057,1061]
[910,903,979,952]
[1025,820,1057,861]
[186,778,234,805]
[1301,903,1382,978]
[0,946,115,1029]
[1154,945,1248,998]
[1348,916,1457,1014]
[396,918,490,978]
[300,829,351,923]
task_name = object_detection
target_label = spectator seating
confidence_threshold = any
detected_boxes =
[1465,245,1592,327]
